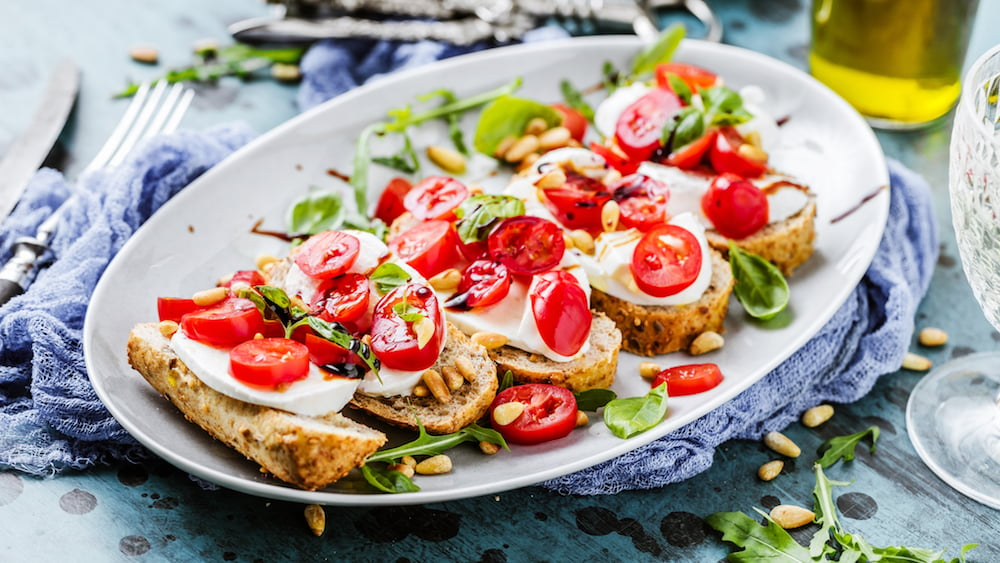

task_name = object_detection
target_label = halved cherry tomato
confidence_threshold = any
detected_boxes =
[630,224,703,297]
[589,141,640,175]
[374,177,413,226]
[301,332,363,371]
[654,62,719,93]
[293,230,360,280]
[370,284,445,371]
[614,88,683,162]
[611,174,670,232]
[540,171,612,232]
[530,271,591,357]
[310,273,371,332]
[447,260,511,309]
[663,129,718,170]
[488,216,565,276]
[701,172,769,239]
[708,127,768,178]
[651,363,724,396]
[157,297,202,323]
[489,384,578,445]
[403,176,468,220]
[180,297,266,346]
[223,270,267,290]
[458,238,489,261]
[388,219,463,278]
[229,338,310,388]
[550,103,588,142]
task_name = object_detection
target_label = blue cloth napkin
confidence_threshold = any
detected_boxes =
[0,35,937,495]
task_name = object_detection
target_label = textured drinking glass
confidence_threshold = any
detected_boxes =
[810,0,979,129]
[907,45,1000,510]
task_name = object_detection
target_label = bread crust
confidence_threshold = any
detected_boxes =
[707,195,817,276]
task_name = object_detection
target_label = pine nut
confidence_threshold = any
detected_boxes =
[304,504,326,537]
[737,142,768,163]
[601,200,620,232]
[563,232,575,250]
[270,63,302,82]
[504,135,540,163]
[602,168,622,186]
[429,268,462,291]
[421,369,451,403]
[539,126,572,150]
[412,383,430,397]
[770,505,815,529]
[494,136,518,159]
[918,327,948,347]
[157,320,179,338]
[757,460,784,481]
[744,130,763,148]
[427,145,467,175]
[902,352,932,371]
[415,454,453,475]
[401,455,417,468]
[454,356,477,382]
[575,410,589,427]
[524,117,549,135]
[639,361,662,379]
[535,168,567,189]
[192,287,228,306]
[516,152,540,173]
[255,253,281,271]
[441,366,464,391]
[414,316,435,350]
[763,431,801,458]
[569,229,595,255]
[388,463,415,478]
[689,331,724,355]
[479,440,501,455]
[129,46,159,64]
[801,404,834,428]
[492,401,525,426]
[472,331,508,349]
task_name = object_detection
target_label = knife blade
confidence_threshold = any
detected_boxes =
[0,59,79,221]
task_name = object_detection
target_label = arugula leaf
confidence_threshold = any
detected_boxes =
[366,422,507,465]
[630,23,686,77]
[816,426,880,469]
[287,188,345,236]
[371,131,420,174]
[498,370,514,393]
[419,89,469,155]
[574,388,617,412]
[454,194,525,243]
[360,464,420,493]
[559,79,596,122]
[351,122,386,217]
[729,244,790,320]
[705,510,812,561]
[603,383,668,439]
[810,462,850,559]
[473,95,562,156]
[370,263,412,295]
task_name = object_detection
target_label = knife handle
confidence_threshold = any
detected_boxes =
[0,279,24,307]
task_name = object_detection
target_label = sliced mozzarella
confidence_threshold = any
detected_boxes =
[767,184,811,223]
[343,229,389,275]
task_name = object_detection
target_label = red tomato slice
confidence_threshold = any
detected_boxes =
[708,127,768,178]
[700,172,769,239]
[654,62,720,93]
[530,271,591,357]
[310,273,371,332]
[403,176,469,221]
[540,171,612,232]
[229,338,310,388]
[293,230,361,280]
[610,174,670,232]
[489,384,578,445]
[388,219,463,278]
[458,238,489,261]
[223,270,266,290]
[447,260,511,309]
[374,177,413,226]
[487,216,565,276]
[301,332,365,373]
[630,224,703,297]
[589,141,640,175]
[157,297,202,323]
[651,363,724,396]
[180,297,266,346]
[663,129,718,170]
[614,88,682,162]
[370,284,445,371]
[550,103,588,142]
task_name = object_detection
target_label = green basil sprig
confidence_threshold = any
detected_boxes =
[370,263,412,295]
[603,383,668,439]
[728,244,790,320]
[454,194,525,243]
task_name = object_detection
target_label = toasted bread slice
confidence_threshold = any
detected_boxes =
[349,324,498,434]
[590,250,734,357]
[127,323,386,491]
[707,195,817,277]
[488,312,621,392]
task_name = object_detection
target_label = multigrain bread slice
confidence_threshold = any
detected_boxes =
[488,312,621,392]
[127,323,386,491]
[349,324,498,434]
[590,249,734,357]
[706,195,817,277]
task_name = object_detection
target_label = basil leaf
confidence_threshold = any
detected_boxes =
[361,464,420,493]
[287,189,345,236]
[665,73,693,105]
[729,245,790,320]
[630,23,686,77]
[454,194,525,243]
[574,388,617,412]
[371,131,420,174]
[305,316,380,378]
[370,263,412,295]
[559,79,595,122]
[473,96,562,156]
[392,300,424,323]
[661,106,704,153]
[603,383,668,439]
[701,85,754,126]
[366,422,507,465]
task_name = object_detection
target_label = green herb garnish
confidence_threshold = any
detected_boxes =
[729,244,790,320]
[287,188,346,236]
[602,383,668,439]
[559,79,596,122]
[371,131,420,174]
[472,95,562,156]
[370,263,412,295]
[816,426,880,469]
[366,422,507,466]
[454,194,525,243]
[574,388,617,412]
[630,23,686,77]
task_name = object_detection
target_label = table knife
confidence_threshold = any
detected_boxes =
[0,59,79,307]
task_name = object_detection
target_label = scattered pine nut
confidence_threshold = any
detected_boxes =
[388,463,415,478]
[492,401,525,426]
[158,320,179,338]
[192,37,218,56]
[918,327,948,347]
[270,63,302,82]
[535,168,567,189]
[472,331,508,349]
[689,331,724,355]
[524,117,549,135]
[414,316,435,350]
[412,383,430,397]
[770,505,815,529]
[902,352,932,371]
[601,200,620,232]
[801,404,834,428]
[516,152,541,173]
[569,229,595,255]
[255,253,281,271]
[744,130,763,148]
[421,369,451,403]
[401,455,417,468]
[575,410,589,427]
[192,287,228,306]
[441,366,464,391]
[639,361,662,379]
[415,454,452,475]
[602,168,623,186]
[763,431,801,458]
[479,440,501,455]
[427,145,467,174]
[429,268,462,291]
[304,504,326,537]
[129,46,159,64]
[538,126,572,150]
[504,135,540,163]
[737,142,768,163]
[494,135,518,159]
[454,356,477,382]
[757,460,784,481]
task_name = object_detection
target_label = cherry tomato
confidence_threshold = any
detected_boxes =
[708,127,768,178]
[180,297,266,346]
[388,219,463,278]
[663,129,718,170]
[701,172,769,239]
[654,62,719,93]
[550,103,588,142]
[651,363,724,396]
[449,260,511,309]
[458,238,489,261]
[488,216,565,276]
[630,224,703,297]
[374,177,413,226]
[403,176,468,220]
[370,284,445,371]
[229,338,310,388]
[301,332,363,370]
[157,297,202,323]
[614,88,682,162]
[540,171,612,232]
[293,230,360,280]
[530,271,591,357]
[589,141,640,175]
[489,384,578,445]
[223,270,267,290]
[310,273,371,331]
[611,174,670,232]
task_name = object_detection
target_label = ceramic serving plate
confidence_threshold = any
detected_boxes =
[83,35,888,506]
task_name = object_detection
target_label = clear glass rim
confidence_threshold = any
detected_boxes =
[958,44,1000,141]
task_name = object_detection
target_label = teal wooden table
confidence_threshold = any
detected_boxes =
[2,1,999,560]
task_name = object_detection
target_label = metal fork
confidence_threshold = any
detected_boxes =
[0,81,193,306]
